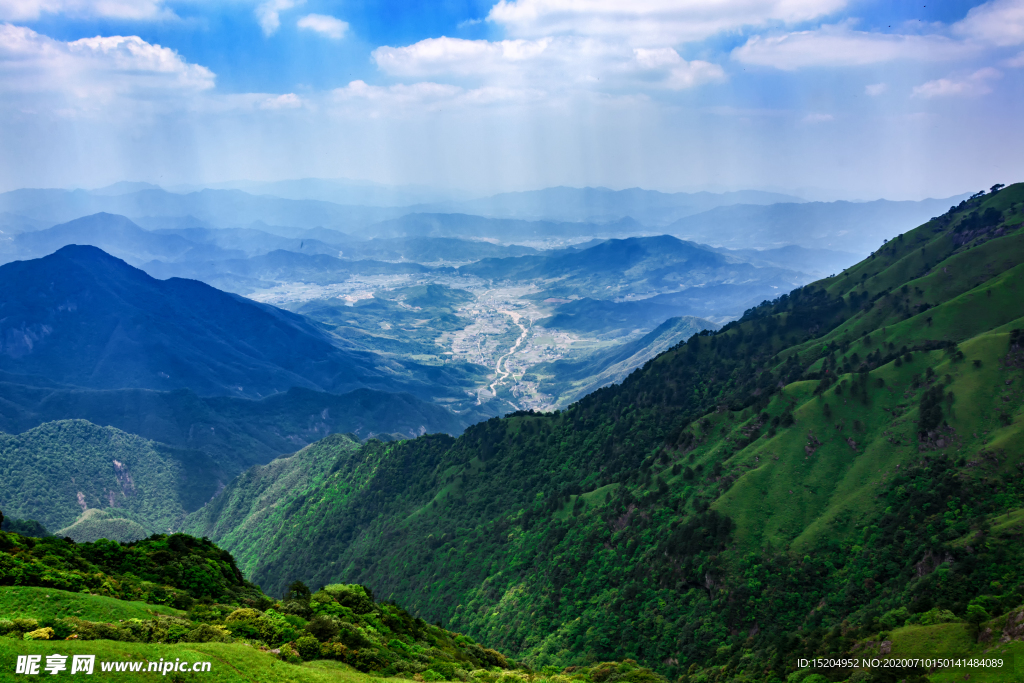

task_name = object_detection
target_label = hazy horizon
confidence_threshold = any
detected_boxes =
[0,177,983,205]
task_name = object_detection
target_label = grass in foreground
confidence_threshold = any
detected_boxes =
[0,639,376,682]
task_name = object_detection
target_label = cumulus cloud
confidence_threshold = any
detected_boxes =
[732,23,972,70]
[912,67,1002,98]
[0,22,213,110]
[486,0,847,45]
[1005,50,1024,66]
[953,0,1024,47]
[373,36,723,91]
[864,82,887,96]
[0,0,172,21]
[297,13,348,40]
[255,0,303,37]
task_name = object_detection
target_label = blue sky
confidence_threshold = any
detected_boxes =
[0,0,1022,199]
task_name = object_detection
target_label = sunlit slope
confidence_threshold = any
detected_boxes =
[707,184,1024,552]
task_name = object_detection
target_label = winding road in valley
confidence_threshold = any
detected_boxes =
[489,311,529,399]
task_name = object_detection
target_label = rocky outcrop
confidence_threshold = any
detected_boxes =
[1000,607,1024,643]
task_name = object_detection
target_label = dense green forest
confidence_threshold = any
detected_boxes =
[184,183,1024,681]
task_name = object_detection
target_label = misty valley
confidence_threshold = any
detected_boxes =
[0,184,955,416]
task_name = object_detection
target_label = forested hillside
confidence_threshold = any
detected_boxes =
[185,183,1024,681]
[0,420,221,541]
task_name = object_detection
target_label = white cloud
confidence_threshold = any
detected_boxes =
[259,92,302,109]
[255,0,303,37]
[335,79,462,104]
[912,67,1002,98]
[864,82,887,96]
[373,37,555,79]
[953,0,1024,47]
[801,112,833,123]
[297,13,348,40]
[0,23,214,104]
[0,0,172,21]
[373,36,723,91]
[486,0,847,45]
[732,22,973,70]
[1005,50,1024,66]
[630,47,725,89]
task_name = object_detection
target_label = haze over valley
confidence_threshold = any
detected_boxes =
[0,182,963,415]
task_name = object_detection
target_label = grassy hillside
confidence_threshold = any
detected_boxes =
[0,420,220,537]
[185,183,1024,681]
[0,586,183,622]
[0,530,664,683]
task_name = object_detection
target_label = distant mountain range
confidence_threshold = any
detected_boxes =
[0,187,404,230]
[708,244,859,277]
[459,235,807,305]
[0,245,472,401]
[168,177,474,207]
[667,195,970,254]
[0,213,246,266]
[142,249,437,294]
[0,185,972,257]
[365,212,646,239]
[416,186,806,225]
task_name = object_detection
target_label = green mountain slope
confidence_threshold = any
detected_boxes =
[0,420,220,538]
[186,184,1024,680]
